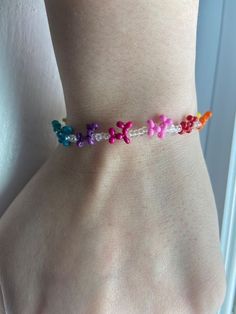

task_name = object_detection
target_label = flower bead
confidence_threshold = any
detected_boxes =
[108,127,116,144]
[147,115,172,139]
[108,120,133,144]
[62,126,74,135]
[51,120,74,147]
[51,111,212,148]
[52,120,61,132]
[147,119,161,137]
[178,114,198,135]
[157,115,173,139]
[86,123,99,145]
[76,132,86,148]
[199,111,213,130]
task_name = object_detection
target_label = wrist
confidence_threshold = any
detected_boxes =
[47,127,202,179]
[52,108,208,148]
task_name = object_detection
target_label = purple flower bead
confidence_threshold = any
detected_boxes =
[76,132,85,148]
[86,122,99,145]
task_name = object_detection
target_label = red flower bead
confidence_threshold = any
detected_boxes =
[179,114,198,135]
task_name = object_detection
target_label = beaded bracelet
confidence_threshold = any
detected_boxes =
[51,111,212,147]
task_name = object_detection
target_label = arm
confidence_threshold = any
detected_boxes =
[43,2,226,312]
[44,0,199,127]
[0,1,226,312]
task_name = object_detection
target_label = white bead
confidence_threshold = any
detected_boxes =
[100,133,106,140]
[137,128,143,135]
[194,120,202,128]
[140,127,146,135]
[65,134,77,143]
[95,133,103,142]
[129,130,133,137]
[131,130,136,137]
[130,130,135,137]
[167,124,176,134]
[176,125,182,132]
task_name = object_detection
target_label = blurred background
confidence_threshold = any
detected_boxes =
[0,1,235,313]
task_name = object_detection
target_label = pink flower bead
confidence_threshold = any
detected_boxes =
[147,119,161,137]
[157,115,173,139]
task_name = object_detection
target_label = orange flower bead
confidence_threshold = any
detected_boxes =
[199,111,213,130]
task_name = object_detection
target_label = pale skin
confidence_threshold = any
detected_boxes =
[0,1,227,313]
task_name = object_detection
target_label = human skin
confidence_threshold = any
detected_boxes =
[0,1,226,313]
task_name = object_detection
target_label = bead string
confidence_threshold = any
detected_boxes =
[51,111,212,147]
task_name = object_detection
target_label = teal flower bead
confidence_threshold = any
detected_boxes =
[51,120,75,147]
[62,139,71,147]
[57,132,65,144]
[62,126,74,135]
[51,120,61,132]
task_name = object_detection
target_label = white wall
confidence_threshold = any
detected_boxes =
[0,1,65,216]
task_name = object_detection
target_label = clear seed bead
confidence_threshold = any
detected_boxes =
[104,133,110,140]
[129,130,135,137]
[139,127,145,135]
[137,128,143,135]
[65,134,77,143]
[176,125,182,133]
[130,130,135,137]
[95,133,103,142]
[194,120,202,128]
[142,126,148,134]
[167,124,176,134]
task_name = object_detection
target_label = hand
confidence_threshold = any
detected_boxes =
[0,131,226,313]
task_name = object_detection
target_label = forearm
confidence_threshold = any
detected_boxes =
[43,0,221,284]
[44,0,199,128]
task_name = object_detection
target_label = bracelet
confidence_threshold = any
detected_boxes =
[51,111,212,148]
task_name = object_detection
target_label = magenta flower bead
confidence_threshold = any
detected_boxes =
[115,133,123,140]
[123,135,131,144]
[124,121,133,129]
[108,127,116,144]
[116,121,125,128]
[108,120,133,144]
